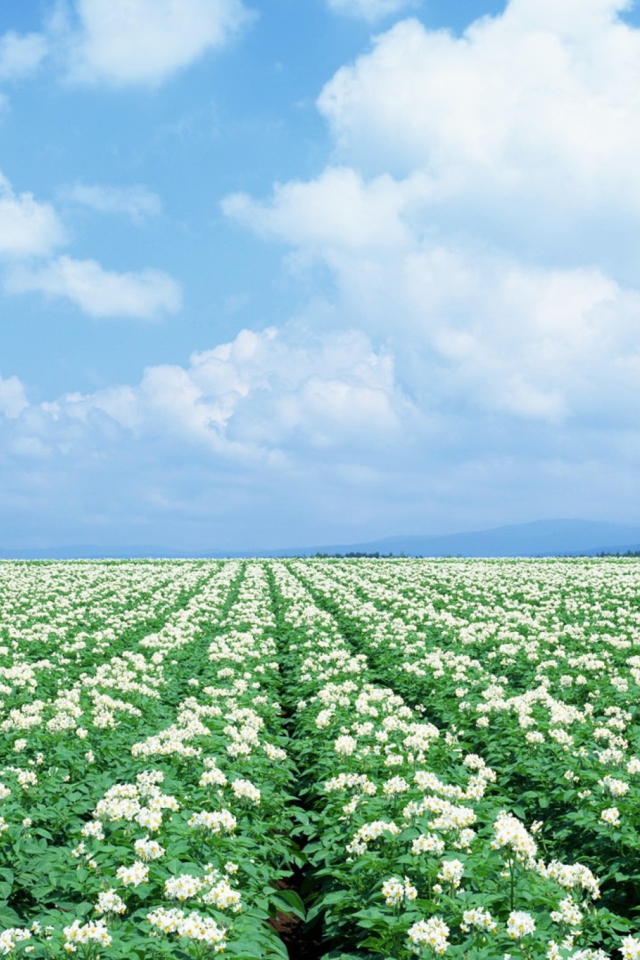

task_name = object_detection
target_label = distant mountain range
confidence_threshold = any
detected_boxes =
[298,519,640,558]
[1,519,640,560]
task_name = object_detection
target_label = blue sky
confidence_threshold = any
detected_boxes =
[1,0,640,550]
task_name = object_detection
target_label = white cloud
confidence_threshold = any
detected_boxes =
[229,168,640,424]
[0,319,637,548]
[223,167,418,252]
[7,255,182,320]
[65,183,162,221]
[65,0,252,86]
[316,4,640,256]
[224,0,640,433]
[0,375,28,419]
[54,325,408,454]
[0,31,48,81]
[0,172,66,258]
[326,0,415,22]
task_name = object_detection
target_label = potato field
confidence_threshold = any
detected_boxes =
[0,558,639,959]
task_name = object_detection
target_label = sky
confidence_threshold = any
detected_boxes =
[1,0,640,551]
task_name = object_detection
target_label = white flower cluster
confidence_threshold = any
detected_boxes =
[600,807,621,827]
[550,896,583,928]
[94,889,126,916]
[620,937,640,960]
[599,775,629,797]
[544,861,600,899]
[407,917,450,954]
[0,928,31,955]
[63,919,112,951]
[147,907,226,950]
[380,876,417,906]
[165,874,204,901]
[490,810,538,863]
[346,819,400,856]
[324,773,377,796]
[115,861,149,887]
[134,836,165,861]
[200,766,228,787]
[188,809,237,833]
[507,911,536,939]
[231,778,261,804]
[437,859,465,889]
[460,908,497,932]
[412,834,446,856]
[81,820,105,840]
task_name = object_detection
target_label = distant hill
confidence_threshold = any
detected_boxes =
[1,519,640,560]
[290,519,640,558]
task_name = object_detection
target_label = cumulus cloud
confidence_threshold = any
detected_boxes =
[326,0,415,22]
[64,183,162,221]
[223,167,418,253]
[224,0,640,435]
[0,31,48,81]
[0,325,413,546]
[43,325,409,454]
[0,174,178,323]
[0,320,637,549]
[0,172,66,258]
[314,2,640,276]
[7,255,182,320]
[63,0,252,86]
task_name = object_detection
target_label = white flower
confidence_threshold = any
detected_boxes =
[0,928,31,954]
[81,821,105,841]
[600,807,621,827]
[199,768,227,787]
[380,877,410,906]
[63,919,111,949]
[134,836,165,861]
[116,861,149,887]
[599,776,629,797]
[188,810,237,833]
[461,908,497,932]
[17,770,37,790]
[620,936,640,959]
[491,811,537,861]
[231,779,261,804]
[165,874,204,901]
[408,917,450,954]
[147,908,226,947]
[412,834,446,856]
[507,911,536,939]
[438,859,464,889]
[95,889,126,916]
[551,896,583,928]
[201,878,242,912]
[334,735,357,756]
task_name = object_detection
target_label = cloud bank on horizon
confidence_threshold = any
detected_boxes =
[0,0,639,549]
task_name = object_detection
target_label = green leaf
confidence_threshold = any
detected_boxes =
[270,889,306,920]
